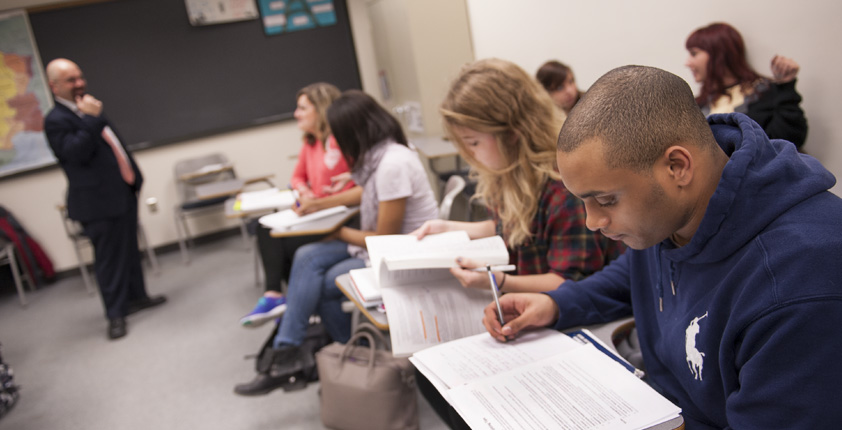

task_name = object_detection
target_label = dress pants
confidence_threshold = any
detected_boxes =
[82,195,148,320]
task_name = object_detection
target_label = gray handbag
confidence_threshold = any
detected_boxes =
[315,322,418,430]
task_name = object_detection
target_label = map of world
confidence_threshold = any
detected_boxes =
[0,11,55,177]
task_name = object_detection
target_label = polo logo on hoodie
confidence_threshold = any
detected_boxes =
[685,312,708,381]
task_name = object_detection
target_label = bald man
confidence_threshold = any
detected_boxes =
[44,59,165,340]
[483,66,842,428]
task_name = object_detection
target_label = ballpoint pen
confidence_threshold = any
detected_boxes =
[287,183,301,208]
[486,264,506,330]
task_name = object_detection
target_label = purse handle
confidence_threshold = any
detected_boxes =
[335,322,389,375]
[354,322,389,349]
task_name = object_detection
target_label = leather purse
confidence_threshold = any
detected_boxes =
[315,322,418,430]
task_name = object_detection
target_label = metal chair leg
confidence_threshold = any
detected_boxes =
[174,210,191,265]
[137,223,160,275]
[4,244,27,308]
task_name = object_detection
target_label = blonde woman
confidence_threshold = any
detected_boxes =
[414,58,624,294]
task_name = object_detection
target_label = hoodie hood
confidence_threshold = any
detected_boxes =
[665,113,835,265]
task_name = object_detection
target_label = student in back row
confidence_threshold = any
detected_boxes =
[413,58,625,429]
[485,65,842,428]
[235,90,438,396]
[685,22,808,149]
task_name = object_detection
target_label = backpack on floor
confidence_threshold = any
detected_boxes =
[0,205,55,287]
[0,343,20,419]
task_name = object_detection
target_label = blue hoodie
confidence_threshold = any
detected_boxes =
[546,113,842,429]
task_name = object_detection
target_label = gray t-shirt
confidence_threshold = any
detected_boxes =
[348,142,438,261]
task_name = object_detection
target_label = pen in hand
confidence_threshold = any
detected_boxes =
[486,264,507,340]
[287,184,301,208]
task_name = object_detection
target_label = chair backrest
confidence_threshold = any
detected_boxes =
[173,153,236,205]
[438,175,467,220]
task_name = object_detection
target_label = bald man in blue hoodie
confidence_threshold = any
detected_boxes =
[484,65,842,429]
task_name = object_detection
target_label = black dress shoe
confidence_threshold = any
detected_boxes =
[108,318,127,339]
[126,295,167,316]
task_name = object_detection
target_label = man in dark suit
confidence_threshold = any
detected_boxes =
[44,58,165,340]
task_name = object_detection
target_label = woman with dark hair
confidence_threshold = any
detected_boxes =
[685,22,808,149]
[234,90,438,396]
[536,60,583,115]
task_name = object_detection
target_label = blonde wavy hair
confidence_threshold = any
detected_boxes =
[441,58,565,248]
[297,82,341,145]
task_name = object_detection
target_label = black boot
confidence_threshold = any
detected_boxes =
[233,345,309,396]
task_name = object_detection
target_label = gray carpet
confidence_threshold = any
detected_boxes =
[0,234,447,430]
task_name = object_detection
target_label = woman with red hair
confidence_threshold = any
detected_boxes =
[685,22,808,149]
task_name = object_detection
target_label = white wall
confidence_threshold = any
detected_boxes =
[0,0,381,271]
[466,0,842,196]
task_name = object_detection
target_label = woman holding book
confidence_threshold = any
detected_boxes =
[414,58,625,429]
[246,83,360,325]
[234,90,439,396]
[414,58,624,294]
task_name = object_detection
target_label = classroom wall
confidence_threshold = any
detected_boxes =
[0,0,382,272]
[465,0,842,196]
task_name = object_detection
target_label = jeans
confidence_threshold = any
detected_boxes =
[273,240,365,347]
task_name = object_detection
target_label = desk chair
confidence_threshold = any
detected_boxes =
[58,205,159,294]
[173,153,239,264]
[1,239,32,308]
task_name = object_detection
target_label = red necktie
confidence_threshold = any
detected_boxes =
[102,126,135,185]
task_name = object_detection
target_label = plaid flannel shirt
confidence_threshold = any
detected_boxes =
[497,179,625,281]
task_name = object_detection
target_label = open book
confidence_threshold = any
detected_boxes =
[364,231,511,357]
[258,205,349,231]
[410,329,681,430]
[236,188,295,212]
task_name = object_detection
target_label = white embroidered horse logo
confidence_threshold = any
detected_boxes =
[685,312,708,381]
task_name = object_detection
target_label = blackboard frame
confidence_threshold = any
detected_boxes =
[29,0,361,151]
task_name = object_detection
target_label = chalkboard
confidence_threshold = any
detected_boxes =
[29,0,361,150]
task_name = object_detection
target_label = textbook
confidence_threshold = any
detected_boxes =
[237,188,295,212]
[347,267,382,307]
[364,231,511,357]
[258,205,349,231]
[410,329,681,430]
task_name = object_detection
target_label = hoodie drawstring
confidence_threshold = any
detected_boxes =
[655,244,664,312]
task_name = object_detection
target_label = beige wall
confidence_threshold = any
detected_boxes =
[0,0,382,271]
[466,0,842,196]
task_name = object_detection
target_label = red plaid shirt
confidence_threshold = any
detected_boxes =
[498,179,625,280]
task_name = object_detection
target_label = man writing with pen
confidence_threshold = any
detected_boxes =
[483,66,842,429]
[409,58,626,430]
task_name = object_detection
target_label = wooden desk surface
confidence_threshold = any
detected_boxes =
[411,136,458,159]
[193,174,276,201]
[195,178,245,200]
[335,273,389,330]
[268,207,360,238]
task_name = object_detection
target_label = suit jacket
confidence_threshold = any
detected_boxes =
[44,102,143,223]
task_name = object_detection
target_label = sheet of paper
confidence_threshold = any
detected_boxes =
[448,345,681,430]
[381,278,493,357]
[238,188,295,212]
[410,330,581,389]
[258,205,348,230]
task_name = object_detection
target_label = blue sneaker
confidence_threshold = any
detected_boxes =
[240,296,287,327]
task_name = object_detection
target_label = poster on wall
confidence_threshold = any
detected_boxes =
[257,0,337,35]
[184,0,260,26]
[0,10,55,178]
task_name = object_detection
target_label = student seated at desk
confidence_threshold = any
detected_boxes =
[234,90,438,396]
[414,58,625,429]
[483,65,842,429]
[246,83,360,326]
